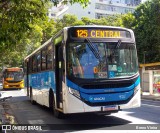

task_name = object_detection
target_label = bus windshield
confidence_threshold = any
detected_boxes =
[4,71,23,81]
[67,42,138,79]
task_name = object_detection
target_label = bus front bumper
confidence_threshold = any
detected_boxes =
[63,85,141,114]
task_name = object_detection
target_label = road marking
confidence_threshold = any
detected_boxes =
[142,103,160,108]
[28,119,45,124]
[142,99,160,102]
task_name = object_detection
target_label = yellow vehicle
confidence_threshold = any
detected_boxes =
[2,67,24,89]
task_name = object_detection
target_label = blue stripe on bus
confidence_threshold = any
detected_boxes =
[67,77,140,103]
[29,71,56,91]
[67,76,140,94]
[80,89,134,103]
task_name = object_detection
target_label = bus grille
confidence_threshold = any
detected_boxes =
[6,81,22,83]
[81,83,132,89]
[9,85,20,88]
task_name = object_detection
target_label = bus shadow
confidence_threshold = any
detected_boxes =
[28,100,132,130]
[8,97,132,131]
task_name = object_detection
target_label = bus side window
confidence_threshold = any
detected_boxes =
[41,48,46,71]
[29,58,32,73]
[32,55,37,72]
[37,51,41,72]
[47,45,53,70]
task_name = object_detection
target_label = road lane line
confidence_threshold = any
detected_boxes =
[142,103,160,108]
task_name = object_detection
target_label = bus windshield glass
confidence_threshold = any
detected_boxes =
[67,42,138,79]
[4,70,23,81]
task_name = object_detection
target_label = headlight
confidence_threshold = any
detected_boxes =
[134,86,139,95]
[69,88,80,98]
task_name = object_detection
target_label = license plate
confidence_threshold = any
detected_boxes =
[103,105,118,111]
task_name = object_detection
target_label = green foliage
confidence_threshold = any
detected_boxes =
[132,0,160,63]
[0,0,89,69]
[0,0,47,47]
[54,14,85,32]
[2,0,160,69]
[56,14,122,28]
[81,15,122,26]
[121,13,135,29]
[51,0,89,7]
[0,0,48,68]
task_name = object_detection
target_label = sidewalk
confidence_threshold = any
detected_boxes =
[141,92,160,101]
[0,102,6,125]
[0,97,15,125]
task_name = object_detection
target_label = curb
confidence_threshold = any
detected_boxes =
[0,103,6,124]
[0,101,17,125]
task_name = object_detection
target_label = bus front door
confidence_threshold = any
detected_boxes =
[55,45,64,109]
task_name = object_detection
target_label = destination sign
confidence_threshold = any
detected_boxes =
[71,29,131,38]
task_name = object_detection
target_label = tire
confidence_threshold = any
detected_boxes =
[30,87,36,105]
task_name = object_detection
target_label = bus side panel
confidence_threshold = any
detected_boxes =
[28,71,56,107]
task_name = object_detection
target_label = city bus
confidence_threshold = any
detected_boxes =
[24,26,141,118]
[2,67,24,89]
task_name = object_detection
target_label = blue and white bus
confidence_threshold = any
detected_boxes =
[24,26,141,118]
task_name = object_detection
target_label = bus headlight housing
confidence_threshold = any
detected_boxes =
[69,88,80,98]
[134,86,139,95]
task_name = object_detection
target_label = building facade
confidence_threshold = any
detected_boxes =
[48,0,141,19]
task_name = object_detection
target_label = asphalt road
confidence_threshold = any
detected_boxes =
[1,89,160,133]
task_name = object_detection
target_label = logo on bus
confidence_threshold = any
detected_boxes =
[89,96,105,101]
[119,95,126,99]
[94,97,105,101]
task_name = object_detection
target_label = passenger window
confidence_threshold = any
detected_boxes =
[29,58,32,73]
[47,45,53,70]
[37,51,41,72]
[41,48,46,70]
[32,55,37,72]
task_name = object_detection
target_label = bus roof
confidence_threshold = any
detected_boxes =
[24,25,134,60]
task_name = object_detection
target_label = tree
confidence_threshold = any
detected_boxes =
[0,0,89,69]
[55,14,85,32]
[0,0,48,48]
[50,0,89,7]
[81,15,122,26]
[122,0,160,63]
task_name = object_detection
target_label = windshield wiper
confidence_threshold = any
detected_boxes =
[85,38,101,59]
[112,39,121,55]
[115,39,121,49]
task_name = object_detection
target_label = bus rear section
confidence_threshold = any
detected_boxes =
[2,68,24,89]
